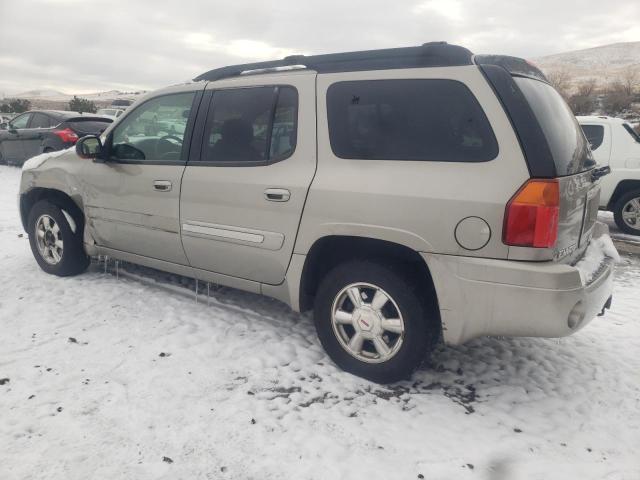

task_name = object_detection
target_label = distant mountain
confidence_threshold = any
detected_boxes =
[534,41,640,86]
[13,89,70,101]
[12,89,144,102]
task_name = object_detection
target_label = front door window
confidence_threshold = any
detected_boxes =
[110,92,196,162]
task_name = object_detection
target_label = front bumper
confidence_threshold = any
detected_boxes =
[423,223,615,345]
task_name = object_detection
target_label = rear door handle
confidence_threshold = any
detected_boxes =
[264,188,290,202]
[153,180,172,192]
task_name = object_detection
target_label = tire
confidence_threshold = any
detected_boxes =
[313,260,437,383]
[613,190,640,236]
[27,200,89,276]
[0,149,6,165]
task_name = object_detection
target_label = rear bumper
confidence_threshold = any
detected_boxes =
[423,223,615,345]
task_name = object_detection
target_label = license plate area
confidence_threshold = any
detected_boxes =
[580,186,600,247]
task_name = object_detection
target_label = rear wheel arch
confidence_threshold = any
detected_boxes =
[607,180,640,210]
[298,235,441,336]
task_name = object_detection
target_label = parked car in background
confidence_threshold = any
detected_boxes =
[0,110,112,166]
[96,108,125,120]
[18,43,615,382]
[110,99,134,110]
[579,116,640,235]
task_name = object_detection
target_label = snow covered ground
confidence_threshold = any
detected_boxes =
[1,165,639,480]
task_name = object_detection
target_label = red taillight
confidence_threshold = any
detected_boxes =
[53,128,79,144]
[503,179,559,248]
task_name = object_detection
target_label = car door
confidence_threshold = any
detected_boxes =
[180,73,316,285]
[0,112,31,163]
[21,112,53,159]
[80,86,203,265]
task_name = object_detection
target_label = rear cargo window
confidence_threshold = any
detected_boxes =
[581,124,604,150]
[67,120,112,135]
[514,78,595,176]
[327,79,498,162]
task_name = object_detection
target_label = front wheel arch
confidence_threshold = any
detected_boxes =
[21,188,85,236]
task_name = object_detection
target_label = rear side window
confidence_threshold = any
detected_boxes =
[326,79,498,162]
[200,86,298,164]
[581,124,604,150]
[514,78,595,176]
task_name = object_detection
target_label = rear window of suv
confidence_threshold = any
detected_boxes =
[581,124,605,150]
[514,78,595,176]
[327,79,498,162]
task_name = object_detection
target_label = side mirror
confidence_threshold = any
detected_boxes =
[76,135,103,160]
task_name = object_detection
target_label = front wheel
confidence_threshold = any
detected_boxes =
[613,190,640,236]
[313,260,437,383]
[27,200,89,276]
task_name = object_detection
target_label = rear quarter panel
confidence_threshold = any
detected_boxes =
[296,66,530,258]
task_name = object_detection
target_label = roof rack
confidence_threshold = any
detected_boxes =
[194,42,473,82]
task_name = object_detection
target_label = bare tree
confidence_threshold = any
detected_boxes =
[620,66,639,97]
[602,81,634,114]
[547,67,572,98]
[577,78,597,97]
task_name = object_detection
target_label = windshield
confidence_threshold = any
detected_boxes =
[515,77,595,176]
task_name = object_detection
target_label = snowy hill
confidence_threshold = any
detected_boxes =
[534,41,640,85]
[12,89,144,102]
[12,89,70,101]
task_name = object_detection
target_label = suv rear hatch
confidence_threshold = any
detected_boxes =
[476,56,598,264]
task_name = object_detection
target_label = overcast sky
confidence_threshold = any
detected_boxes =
[0,0,638,95]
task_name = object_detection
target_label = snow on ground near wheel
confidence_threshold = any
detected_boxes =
[0,165,639,480]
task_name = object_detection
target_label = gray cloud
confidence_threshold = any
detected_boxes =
[0,0,638,95]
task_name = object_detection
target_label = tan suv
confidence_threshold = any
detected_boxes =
[19,43,615,383]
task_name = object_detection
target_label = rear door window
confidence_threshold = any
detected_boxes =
[326,79,498,162]
[581,124,605,150]
[199,86,298,165]
[514,78,595,176]
[30,113,53,129]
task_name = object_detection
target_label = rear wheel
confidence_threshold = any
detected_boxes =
[0,150,5,165]
[613,190,640,236]
[313,260,436,383]
[27,200,89,276]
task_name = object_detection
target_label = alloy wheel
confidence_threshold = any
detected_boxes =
[35,214,64,265]
[621,197,640,230]
[331,282,405,363]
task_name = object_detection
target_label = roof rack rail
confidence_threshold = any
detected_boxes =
[240,64,308,76]
[194,42,473,82]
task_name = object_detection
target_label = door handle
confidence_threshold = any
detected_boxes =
[264,188,290,202]
[153,180,172,192]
